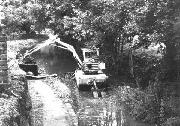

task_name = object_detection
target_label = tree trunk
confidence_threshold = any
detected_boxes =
[163,42,177,81]
[129,48,140,88]
[119,37,124,66]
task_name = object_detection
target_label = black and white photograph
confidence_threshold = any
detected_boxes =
[0,0,180,126]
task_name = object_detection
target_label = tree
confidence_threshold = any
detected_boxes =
[1,0,41,35]
[29,0,180,84]
[2,0,180,83]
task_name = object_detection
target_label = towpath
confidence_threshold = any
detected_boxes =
[28,79,77,126]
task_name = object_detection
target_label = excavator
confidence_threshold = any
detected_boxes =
[19,35,108,97]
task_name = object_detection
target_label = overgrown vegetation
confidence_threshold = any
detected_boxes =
[1,0,180,125]
[0,75,32,126]
[0,96,19,126]
[1,0,180,83]
[115,81,180,126]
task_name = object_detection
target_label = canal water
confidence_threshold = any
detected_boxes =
[30,45,152,126]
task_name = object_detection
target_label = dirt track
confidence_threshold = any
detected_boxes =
[28,79,77,126]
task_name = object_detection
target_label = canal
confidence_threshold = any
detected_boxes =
[28,44,153,126]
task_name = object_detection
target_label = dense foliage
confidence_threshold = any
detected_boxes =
[116,82,180,126]
[1,0,180,125]
[1,0,180,83]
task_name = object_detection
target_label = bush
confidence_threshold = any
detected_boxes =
[115,81,179,126]
[0,97,19,126]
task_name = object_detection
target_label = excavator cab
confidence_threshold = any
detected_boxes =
[75,48,108,92]
[81,48,105,75]
[82,48,99,62]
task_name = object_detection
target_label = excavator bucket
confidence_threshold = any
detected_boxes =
[19,63,38,76]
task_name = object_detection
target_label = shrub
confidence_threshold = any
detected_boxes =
[115,81,179,126]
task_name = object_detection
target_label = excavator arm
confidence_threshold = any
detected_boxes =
[23,36,83,68]
[51,38,83,68]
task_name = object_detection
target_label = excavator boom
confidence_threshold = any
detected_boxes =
[23,36,83,68]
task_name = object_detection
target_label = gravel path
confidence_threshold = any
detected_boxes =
[28,79,75,126]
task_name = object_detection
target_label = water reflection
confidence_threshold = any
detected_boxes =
[78,91,121,126]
